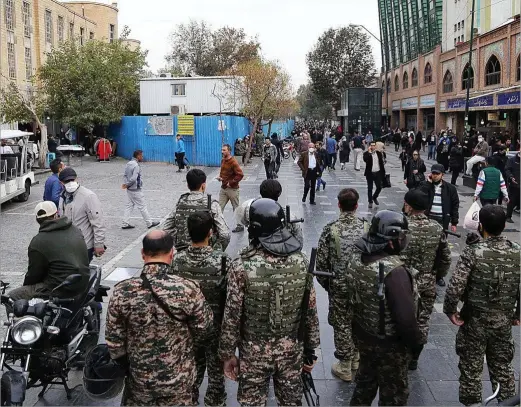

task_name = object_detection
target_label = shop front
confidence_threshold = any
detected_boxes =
[401,97,418,131]
[392,100,400,129]
[419,94,436,133]
[497,91,520,136]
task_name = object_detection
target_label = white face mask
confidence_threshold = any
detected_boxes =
[64,181,79,193]
[478,137,483,142]
[309,148,315,153]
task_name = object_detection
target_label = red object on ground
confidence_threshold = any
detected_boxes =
[97,138,112,161]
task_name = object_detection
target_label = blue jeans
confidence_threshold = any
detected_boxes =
[316,167,326,189]
[428,145,436,160]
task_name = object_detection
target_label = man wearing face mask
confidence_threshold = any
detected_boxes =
[465,134,489,176]
[297,142,320,205]
[58,167,106,262]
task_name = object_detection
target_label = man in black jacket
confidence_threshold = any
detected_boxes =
[6,201,90,311]
[505,151,520,223]
[363,142,386,209]
[418,164,460,286]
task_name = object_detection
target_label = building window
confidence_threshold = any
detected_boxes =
[89,31,94,40]
[454,38,457,46]
[7,42,16,79]
[411,68,418,87]
[461,34,464,42]
[5,0,15,31]
[403,71,409,89]
[386,79,391,93]
[45,10,53,44]
[454,24,457,32]
[22,1,31,37]
[172,84,186,96]
[485,55,501,86]
[517,55,520,82]
[58,16,64,43]
[25,47,32,80]
[461,20,464,29]
[424,63,432,83]
[462,63,474,89]
[382,81,385,90]
[443,70,453,93]
[109,24,115,43]
[80,27,84,45]
[458,22,461,30]
[69,22,74,39]
[394,75,399,91]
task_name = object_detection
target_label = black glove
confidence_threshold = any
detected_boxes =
[303,348,316,366]
[466,232,480,246]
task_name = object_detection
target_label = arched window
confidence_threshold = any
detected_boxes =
[403,71,409,89]
[411,68,418,87]
[394,75,399,91]
[485,55,501,86]
[424,63,432,84]
[382,80,385,90]
[386,78,391,93]
[462,63,474,90]
[443,70,453,93]
[516,55,520,82]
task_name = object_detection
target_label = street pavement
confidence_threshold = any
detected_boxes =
[0,150,519,406]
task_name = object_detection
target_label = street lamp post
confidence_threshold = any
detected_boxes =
[464,0,477,134]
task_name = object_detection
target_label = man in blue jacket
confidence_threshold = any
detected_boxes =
[43,158,64,208]
[175,134,186,172]
[326,136,337,170]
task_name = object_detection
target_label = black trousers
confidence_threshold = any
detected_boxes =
[175,152,185,169]
[450,166,461,185]
[480,198,499,207]
[303,169,318,203]
[507,186,520,218]
[264,161,275,179]
[394,142,400,152]
[328,153,337,168]
[366,172,382,203]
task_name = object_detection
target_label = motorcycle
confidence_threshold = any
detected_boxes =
[0,266,109,405]
[283,141,297,160]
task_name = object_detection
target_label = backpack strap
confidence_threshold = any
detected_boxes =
[140,273,185,323]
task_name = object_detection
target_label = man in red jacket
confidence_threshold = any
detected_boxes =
[218,144,244,232]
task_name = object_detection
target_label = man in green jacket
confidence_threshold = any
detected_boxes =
[6,201,90,311]
[474,157,509,207]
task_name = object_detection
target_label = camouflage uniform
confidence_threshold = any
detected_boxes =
[400,214,451,344]
[316,212,365,362]
[341,251,419,406]
[105,263,213,406]
[443,236,520,406]
[171,246,231,406]
[163,191,230,251]
[219,245,320,406]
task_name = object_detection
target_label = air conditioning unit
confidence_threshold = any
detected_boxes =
[159,73,172,78]
[170,105,185,115]
[473,28,479,35]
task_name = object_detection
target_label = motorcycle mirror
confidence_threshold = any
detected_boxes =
[13,299,29,317]
[52,274,82,293]
[47,326,60,335]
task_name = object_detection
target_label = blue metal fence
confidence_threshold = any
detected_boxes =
[261,120,295,138]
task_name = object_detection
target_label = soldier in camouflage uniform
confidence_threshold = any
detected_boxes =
[401,188,452,370]
[337,210,422,406]
[163,169,230,251]
[316,188,366,381]
[105,230,213,406]
[171,212,231,406]
[219,198,320,406]
[444,205,520,406]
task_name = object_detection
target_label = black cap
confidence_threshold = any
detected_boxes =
[58,167,77,182]
[404,189,429,211]
[431,164,445,174]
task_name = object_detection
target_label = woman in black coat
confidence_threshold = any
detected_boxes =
[404,150,427,189]
[449,142,464,185]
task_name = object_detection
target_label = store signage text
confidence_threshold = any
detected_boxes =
[447,95,493,109]
[401,97,418,109]
[497,91,520,106]
[420,94,436,107]
[392,101,400,111]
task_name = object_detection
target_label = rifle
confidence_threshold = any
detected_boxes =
[286,205,304,225]
[444,229,462,238]
[302,368,320,406]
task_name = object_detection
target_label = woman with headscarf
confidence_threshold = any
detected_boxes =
[338,135,350,170]
[403,150,427,189]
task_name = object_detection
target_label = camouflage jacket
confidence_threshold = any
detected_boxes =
[400,214,451,293]
[105,263,213,396]
[163,191,230,251]
[171,246,231,327]
[316,212,365,293]
[219,245,320,361]
[444,236,520,328]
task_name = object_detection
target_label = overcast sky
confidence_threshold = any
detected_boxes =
[114,0,383,89]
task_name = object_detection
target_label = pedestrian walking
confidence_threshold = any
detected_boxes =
[364,130,374,145]
[351,131,364,171]
[505,151,520,223]
[271,133,284,173]
[363,141,386,209]
[163,168,230,251]
[218,144,244,232]
[444,205,520,406]
[474,157,509,206]
[326,135,337,170]
[58,167,106,262]
[393,130,401,152]
[316,188,365,382]
[339,210,422,406]
[315,142,328,191]
[339,135,350,169]
[298,142,319,205]
[437,133,451,171]
[403,150,426,189]
[43,158,64,208]
[171,212,231,406]
[399,148,408,171]
[175,134,186,172]
[105,230,213,406]
[427,131,437,160]
[465,134,489,176]
[219,199,320,406]
[401,189,451,370]
[121,150,160,230]
[262,137,277,179]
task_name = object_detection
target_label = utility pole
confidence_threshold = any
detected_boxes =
[464,0,476,135]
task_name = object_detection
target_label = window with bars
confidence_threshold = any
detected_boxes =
[45,10,53,44]
[58,16,64,42]
[485,55,501,86]
[443,71,453,93]
[411,68,418,86]
[462,63,474,89]
[5,0,15,31]
[25,47,32,80]
[69,22,74,39]
[109,24,115,43]
[23,1,31,37]
[424,63,432,83]
[7,42,16,79]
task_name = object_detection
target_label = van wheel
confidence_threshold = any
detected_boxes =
[16,181,30,202]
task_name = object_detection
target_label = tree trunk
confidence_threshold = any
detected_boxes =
[267,119,273,138]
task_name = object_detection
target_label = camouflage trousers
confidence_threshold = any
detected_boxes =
[193,332,226,406]
[417,285,437,344]
[350,340,409,406]
[121,383,193,406]
[455,317,516,406]
[237,339,303,406]
[329,299,357,360]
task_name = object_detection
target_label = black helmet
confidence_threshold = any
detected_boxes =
[368,210,409,242]
[248,198,301,256]
[83,344,125,400]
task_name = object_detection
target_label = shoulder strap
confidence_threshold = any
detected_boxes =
[140,273,185,323]
[221,255,227,276]
[331,224,341,259]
